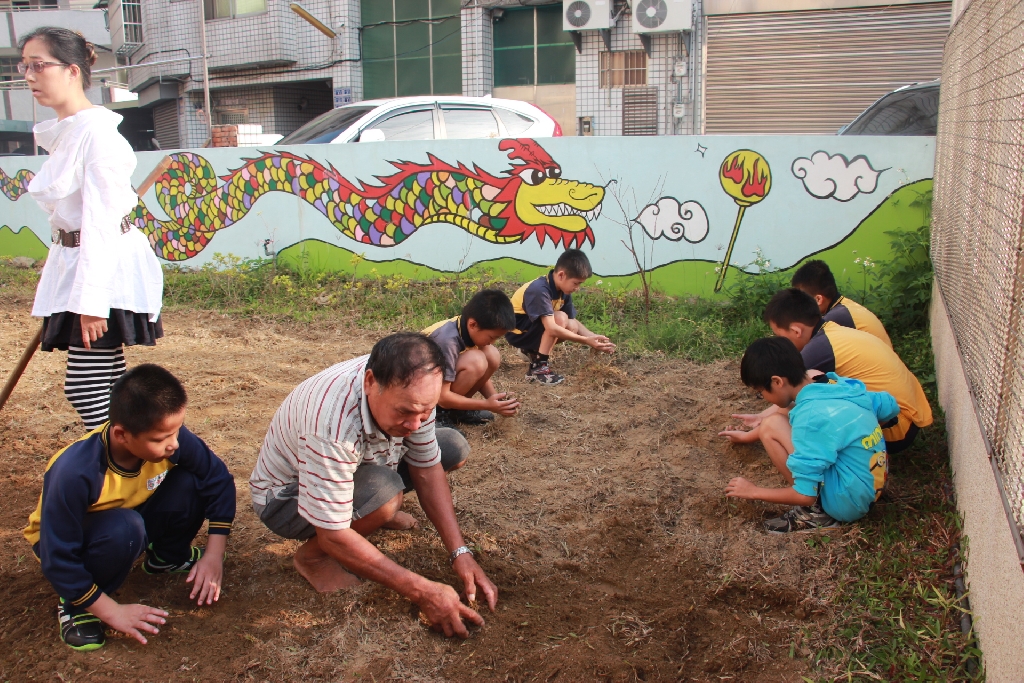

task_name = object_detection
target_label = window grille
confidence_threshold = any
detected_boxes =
[361,0,462,99]
[600,50,647,88]
[493,5,575,87]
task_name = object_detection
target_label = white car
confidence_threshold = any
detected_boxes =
[278,96,562,145]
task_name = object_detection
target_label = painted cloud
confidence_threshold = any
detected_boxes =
[791,151,884,202]
[635,197,709,243]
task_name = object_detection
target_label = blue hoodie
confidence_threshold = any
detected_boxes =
[787,373,900,522]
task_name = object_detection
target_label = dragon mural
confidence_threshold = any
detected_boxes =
[0,138,605,262]
[132,138,605,261]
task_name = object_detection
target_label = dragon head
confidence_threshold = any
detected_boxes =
[494,139,604,248]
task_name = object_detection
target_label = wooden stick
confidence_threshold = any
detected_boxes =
[0,154,173,413]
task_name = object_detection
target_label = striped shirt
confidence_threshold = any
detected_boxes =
[249,355,441,530]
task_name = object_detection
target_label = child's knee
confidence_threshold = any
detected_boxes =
[552,310,570,327]
[457,349,489,377]
[759,413,791,441]
[483,344,501,371]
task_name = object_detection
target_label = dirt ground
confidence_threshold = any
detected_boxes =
[0,302,831,682]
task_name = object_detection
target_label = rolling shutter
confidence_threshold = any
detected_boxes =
[622,87,659,135]
[704,3,951,134]
[153,100,181,150]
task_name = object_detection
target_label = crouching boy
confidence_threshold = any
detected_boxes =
[723,338,898,533]
[505,249,615,385]
[422,289,521,426]
[24,364,236,651]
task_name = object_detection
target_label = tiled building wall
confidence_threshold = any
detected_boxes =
[126,0,361,147]
[576,26,690,136]
[460,5,492,97]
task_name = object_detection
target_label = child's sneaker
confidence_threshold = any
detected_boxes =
[526,361,564,385]
[143,545,204,574]
[764,502,839,534]
[448,409,494,425]
[58,598,105,651]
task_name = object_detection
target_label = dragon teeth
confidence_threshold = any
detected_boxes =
[537,202,603,221]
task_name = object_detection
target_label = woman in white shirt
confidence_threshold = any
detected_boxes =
[22,27,164,430]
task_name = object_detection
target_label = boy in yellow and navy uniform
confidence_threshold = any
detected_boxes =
[25,364,235,652]
[505,249,615,385]
[791,259,892,347]
[765,288,931,453]
[422,289,521,426]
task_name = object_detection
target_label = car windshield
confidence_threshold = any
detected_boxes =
[279,106,376,144]
[842,86,940,136]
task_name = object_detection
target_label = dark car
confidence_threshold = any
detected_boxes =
[838,80,940,136]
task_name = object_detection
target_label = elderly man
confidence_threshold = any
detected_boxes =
[250,332,497,638]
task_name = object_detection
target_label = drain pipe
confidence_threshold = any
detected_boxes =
[951,543,980,677]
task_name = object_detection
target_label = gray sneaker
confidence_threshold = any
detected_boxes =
[764,503,839,534]
[526,361,564,385]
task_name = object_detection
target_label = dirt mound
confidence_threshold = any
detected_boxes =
[0,307,821,682]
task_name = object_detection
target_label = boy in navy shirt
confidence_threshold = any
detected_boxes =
[505,249,615,385]
[422,289,521,425]
[24,364,235,651]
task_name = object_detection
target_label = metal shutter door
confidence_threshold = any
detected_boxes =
[705,3,951,134]
[153,100,181,150]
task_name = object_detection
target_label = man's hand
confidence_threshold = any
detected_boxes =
[186,549,224,605]
[417,579,485,639]
[724,477,759,500]
[452,553,498,612]
[485,392,521,417]
[587,335,616,354]
[88,594,167,645]
[80,314,107,349]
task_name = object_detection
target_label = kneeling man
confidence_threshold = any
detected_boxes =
[250,332,497,638]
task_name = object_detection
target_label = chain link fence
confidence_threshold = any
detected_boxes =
[932,0,1024,556]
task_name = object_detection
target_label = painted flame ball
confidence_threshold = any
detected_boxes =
[719,150,772,207]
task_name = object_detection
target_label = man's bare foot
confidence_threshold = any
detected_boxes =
[293,539,361,592]
[382,510,419,530]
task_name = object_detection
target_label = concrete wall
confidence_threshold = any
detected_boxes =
[0,8,109,49]
[931,282,1024,682]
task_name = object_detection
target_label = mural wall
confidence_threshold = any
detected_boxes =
[0,136,935,296]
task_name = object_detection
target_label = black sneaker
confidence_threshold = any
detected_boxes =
[764,503,840,534]
[143,545,204,574]
[58,598,105,651]
[448,409,495,425]
[526,362,564,385]
[435,409,467,437]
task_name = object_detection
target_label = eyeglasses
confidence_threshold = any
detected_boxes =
[17,61,68,75]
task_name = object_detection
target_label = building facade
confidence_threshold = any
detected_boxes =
[103,0,950,148]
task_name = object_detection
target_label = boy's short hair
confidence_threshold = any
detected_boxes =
[554,249,593,280]
[763,288,823,328]
[109,364,188,434]
[462,288,515,331]
[367,332,445,389]
[791,259,839,302]
[740,337,807,392]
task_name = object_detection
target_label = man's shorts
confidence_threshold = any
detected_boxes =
[254,427,470,541]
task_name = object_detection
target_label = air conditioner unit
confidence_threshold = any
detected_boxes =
[563,0,612,31]
[631,0,692,33]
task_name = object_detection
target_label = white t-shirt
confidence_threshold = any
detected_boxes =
[29,107,163,321]
[249,356,442,530]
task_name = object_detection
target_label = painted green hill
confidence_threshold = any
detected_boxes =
[278,180,932,298]
[0,225,48,260]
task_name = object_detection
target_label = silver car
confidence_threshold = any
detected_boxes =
[279,96,563,145]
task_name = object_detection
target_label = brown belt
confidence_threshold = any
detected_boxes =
[56,217,134,248]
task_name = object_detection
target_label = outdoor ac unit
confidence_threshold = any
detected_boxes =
[563,0,612,31]
[631,0,692,33]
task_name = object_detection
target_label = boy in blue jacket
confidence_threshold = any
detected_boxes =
[24,364,236,651]
[723,337,899,533]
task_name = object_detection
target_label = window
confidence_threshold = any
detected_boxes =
[493,5,575,88]
[204,0,266,20]
[361,0,462,100]
[495,108,535,135]
[0,58,19,83]
[280,106,376,144]
[600,50,648,88]
[365,108,436,141]
[441,107,499,139]
[120,0,143,45]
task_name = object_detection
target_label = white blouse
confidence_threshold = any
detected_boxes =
[29,107,163,321]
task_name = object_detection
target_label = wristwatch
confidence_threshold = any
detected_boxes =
[449,545,474,564]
